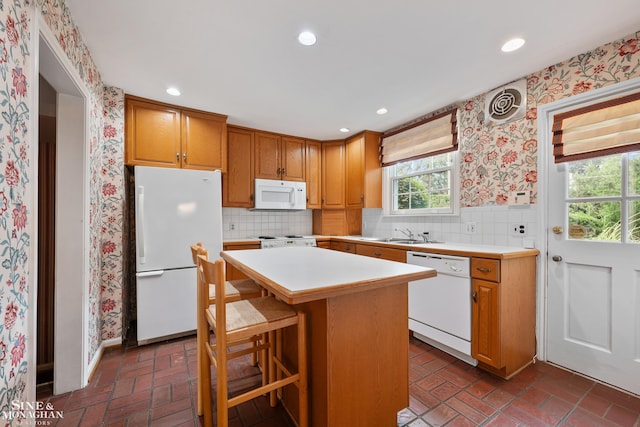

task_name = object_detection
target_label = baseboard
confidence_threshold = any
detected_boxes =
[87,336,122,383]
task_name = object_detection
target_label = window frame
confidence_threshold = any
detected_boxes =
[382,151,460,216]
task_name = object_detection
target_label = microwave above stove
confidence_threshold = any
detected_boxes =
[252,179,306,210]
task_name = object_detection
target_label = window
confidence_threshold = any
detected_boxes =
[383,152,459,216]
[566,151,640,243]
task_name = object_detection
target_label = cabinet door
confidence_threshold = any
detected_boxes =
[125,99,181,167]
[181,110,227,171]
[281,136,305,181]
[322,141,345,209]
[345,135,364,208]
[223,127,254,207]
[362,131,382,208]
[471,279,501,368]
[305,140,322,208]
[254,132,281,180]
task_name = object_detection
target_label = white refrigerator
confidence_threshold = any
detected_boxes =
[134,166,223,344]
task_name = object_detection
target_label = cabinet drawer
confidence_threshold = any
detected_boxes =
[356,244,405,262]
[330,241,356,253]
[223,243,261,251]
[471,258,500,282]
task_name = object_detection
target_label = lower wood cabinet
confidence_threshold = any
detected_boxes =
[329,240,356,253]
[328,240,406,263]
[355,244,405,262]
[470,256,537,379]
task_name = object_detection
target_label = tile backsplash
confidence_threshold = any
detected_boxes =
[363,205,538,248]
[222,208,313,239]
[223,205,538,248]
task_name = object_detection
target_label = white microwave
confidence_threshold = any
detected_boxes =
[253,179,307,210]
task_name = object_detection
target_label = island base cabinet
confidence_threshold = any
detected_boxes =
[280,284,409,427]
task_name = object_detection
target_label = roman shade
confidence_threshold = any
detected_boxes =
[552,91,640,163]
[380,109,458,166]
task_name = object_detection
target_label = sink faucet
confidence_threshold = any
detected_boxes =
[395,227,415,240]
[420,232,431,243]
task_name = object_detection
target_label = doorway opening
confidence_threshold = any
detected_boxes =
[36,75,56,390]
[37,27,89,395]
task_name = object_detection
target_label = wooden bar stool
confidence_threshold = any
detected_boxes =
[196,255,308,427]
[190,243,262,415]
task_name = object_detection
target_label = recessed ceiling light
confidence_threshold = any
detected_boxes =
[298,31,317,46]
[376,107,388,115]
[339,127,350,133]
[501,37,525,53]
[166,87,181,96]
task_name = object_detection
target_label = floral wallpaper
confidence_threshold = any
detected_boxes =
[0,0,34,412]
[101,86,124,341]
[458,31,640,207]
[38,0,107,366]
[0,0,123,411]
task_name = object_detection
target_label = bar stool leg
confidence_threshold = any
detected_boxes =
[268,330,278,407]
[297,312,308,427]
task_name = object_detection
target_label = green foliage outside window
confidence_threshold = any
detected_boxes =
[567,152,640,242]
[391,153,454,213]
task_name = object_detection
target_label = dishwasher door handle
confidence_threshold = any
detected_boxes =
[410,253,428,258]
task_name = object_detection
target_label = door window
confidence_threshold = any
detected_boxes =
[566,151,640,242]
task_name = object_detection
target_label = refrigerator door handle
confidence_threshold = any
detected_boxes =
[136,270,165,278]
[137,186,146,264]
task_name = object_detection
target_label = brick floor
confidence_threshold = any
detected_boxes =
[37,335,640,426]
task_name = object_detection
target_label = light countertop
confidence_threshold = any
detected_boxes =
[220,246,436,304]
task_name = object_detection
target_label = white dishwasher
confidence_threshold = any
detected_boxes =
[407,251,477,366]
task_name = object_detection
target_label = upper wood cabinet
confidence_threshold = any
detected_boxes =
[345,131,382,208]
[305,140,322,209]
[125,95,227,171]
[181,110,227,171]
[321,140,345,209]
[223,126,254,208]
[254,132,305,181]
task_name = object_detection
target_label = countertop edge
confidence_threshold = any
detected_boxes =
[222,236,540,259]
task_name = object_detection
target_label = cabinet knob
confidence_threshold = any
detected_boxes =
[183,152,187,162]
[477,267,491,273]
[176,152,180,161]
[472,291,477,303]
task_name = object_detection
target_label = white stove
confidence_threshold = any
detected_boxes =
[258,235,317,249]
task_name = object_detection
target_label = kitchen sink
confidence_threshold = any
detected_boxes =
[360,237,422,244]
[359,237,444,245]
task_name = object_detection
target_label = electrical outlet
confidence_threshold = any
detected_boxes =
[510,223,527,236]
[229,223,235,231]
[464,222,477,234]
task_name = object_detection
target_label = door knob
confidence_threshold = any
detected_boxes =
[552,226,563,234]
[552,255,563,262]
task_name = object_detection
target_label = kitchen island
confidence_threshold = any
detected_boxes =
[220,246,436,427]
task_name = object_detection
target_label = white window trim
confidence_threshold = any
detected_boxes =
[382,152,460,216]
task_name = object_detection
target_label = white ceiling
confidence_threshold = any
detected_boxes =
[64,0,640,140]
